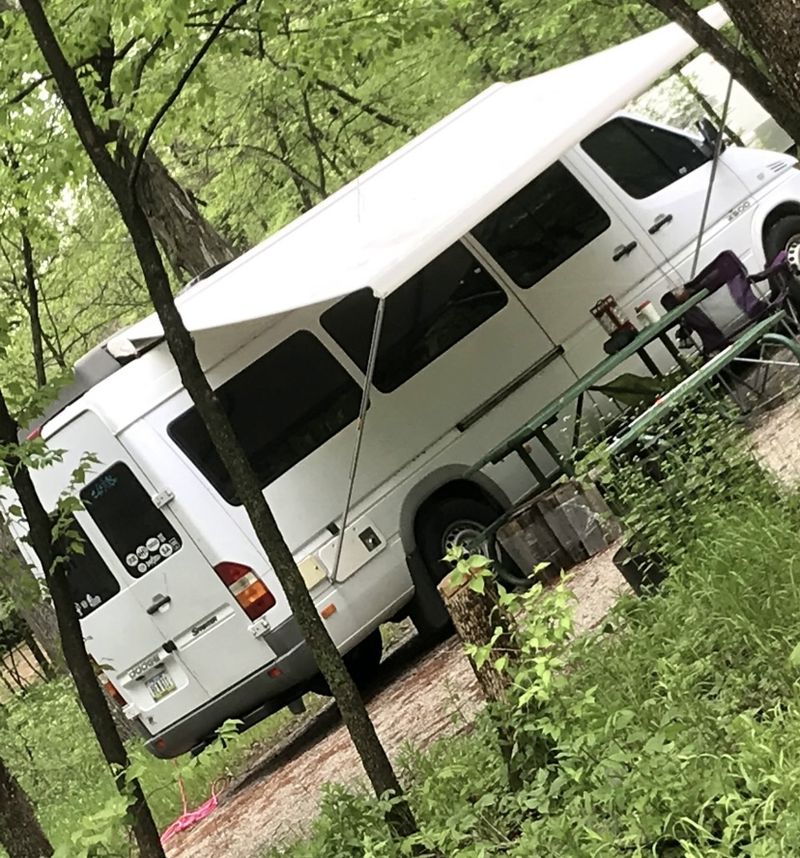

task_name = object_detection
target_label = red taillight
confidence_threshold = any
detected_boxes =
[103,678,127,708]
[214,562,276,620]
[26,426,42,441]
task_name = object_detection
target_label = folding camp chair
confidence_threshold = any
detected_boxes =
[660,249,800,408]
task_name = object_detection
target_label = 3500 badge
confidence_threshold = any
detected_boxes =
[727,199,753,222]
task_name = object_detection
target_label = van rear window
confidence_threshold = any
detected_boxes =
[63,520,120,619]
[168,331,361,504]
[80,462,182,577]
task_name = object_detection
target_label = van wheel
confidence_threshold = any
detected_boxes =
[307,629,383,695]
[764,215,800,302]
[416,496,530,590]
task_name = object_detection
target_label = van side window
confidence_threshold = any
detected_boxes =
[169,331,361,503]
[320,242,507,393]
[80,462,183,577]
[471,161,611,290]
[581,117,711,199]
[60,518,120,618]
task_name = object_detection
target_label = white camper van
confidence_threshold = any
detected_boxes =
[13,13,800,758]
[19,107,800,758]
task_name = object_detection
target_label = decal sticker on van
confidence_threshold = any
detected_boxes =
[81,463,183,579]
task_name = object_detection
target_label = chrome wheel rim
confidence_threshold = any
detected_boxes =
[441,519,489,560]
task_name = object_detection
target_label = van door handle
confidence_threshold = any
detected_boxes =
[147,594,172,615]
[612,241,638,262]
[648,214,674,234]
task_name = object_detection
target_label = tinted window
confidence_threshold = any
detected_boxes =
[321,242,507,392]
[169,331,361,503]
[471,162,610,289]
[80,462,182,577]
[581,117,711,199]
[63,520,120,619]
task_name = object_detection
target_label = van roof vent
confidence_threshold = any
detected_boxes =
[20,336,160,441]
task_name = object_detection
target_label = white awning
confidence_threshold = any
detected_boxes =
[126,3,728,341]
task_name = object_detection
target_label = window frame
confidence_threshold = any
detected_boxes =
[79,461,184,578]
[319,239,510,393]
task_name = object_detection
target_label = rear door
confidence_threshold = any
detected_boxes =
[40,411,278,733]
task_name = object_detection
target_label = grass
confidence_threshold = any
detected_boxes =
[263,493,800,857]
[259,412,800,857]
[0,681,310,855]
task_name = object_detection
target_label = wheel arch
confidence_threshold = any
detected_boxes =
[758,200,800,262]
[398,466,511,556]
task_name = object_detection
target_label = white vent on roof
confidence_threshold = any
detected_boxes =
[105,335,138,360]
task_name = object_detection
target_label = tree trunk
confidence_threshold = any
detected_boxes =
[642,0,800,143]
[119,188,420,840]
[0,754,53,858]
[20,0,421,843]
[137,148,237,280]
[17,615,52,680]
[0,518,65,674]
[721,1,800,134]
[438,568,515,703]
[0,393,167,858]
[438,566,522,788]
[21,230,46,389]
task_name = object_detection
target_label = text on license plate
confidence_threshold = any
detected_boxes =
[146,670,177,701]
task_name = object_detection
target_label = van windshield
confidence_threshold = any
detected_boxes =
[168,330,361,503]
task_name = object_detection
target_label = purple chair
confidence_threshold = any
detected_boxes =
[661,250,791,355]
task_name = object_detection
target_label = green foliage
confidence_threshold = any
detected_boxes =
[263,412,800,857]
[0,678,298,856]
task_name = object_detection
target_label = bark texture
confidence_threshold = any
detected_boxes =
[721,0,800,124]
[438,568,515,703]
[136,148,237,280]
[0,754,53,858]
[438,566,521,788]
[0,517,64,674]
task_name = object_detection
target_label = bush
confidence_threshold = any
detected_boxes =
[266,409,800,857]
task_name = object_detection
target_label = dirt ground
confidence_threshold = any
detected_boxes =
[164,392,800,858]
[0,644,45,702]
[165,548,630,858]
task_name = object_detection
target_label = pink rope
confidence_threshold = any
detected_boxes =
[160,794,219,845]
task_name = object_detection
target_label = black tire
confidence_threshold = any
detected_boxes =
[344,629,383,683]
[415,496,531,590]
[764,215,800,304]
[307,629,383,695]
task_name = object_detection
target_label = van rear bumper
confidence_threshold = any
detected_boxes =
[144,617,316,759]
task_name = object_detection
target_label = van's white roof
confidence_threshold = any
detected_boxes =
[127,4,727,341]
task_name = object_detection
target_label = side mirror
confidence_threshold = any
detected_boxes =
[697,117,727,156]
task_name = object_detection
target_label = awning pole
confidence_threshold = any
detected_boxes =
[330,296,386,583]
[690,35,741,278]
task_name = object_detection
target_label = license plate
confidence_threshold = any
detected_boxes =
[146,670,176,702]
